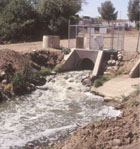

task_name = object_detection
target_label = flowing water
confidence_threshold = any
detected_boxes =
[0,71,120,149]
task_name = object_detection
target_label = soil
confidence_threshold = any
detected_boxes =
[0,30,139,148]
[0,49,63,100]
[54,103,140,149]
[0,49,26,71]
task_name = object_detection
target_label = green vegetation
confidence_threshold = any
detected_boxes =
[93,74,111,88]
[115,68,125,75]
[53,62,64,72]
[39,67,53,76]
[0,0,38,42]
[11,61,34,94]
[126,88,140,107]
[128,0,140,24]
[98,1,118,24]
[120,94,129,101]
[0,0,83,42]
[61,47,71,55]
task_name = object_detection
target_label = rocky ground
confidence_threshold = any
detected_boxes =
[0,49,63,101]
[54,104,139,149]
[20,51,140,149]
[0,40,139,148]
[21,88,139,149]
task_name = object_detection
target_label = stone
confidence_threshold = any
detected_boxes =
[67,87,72,90]
[2,79,7,84]
[34,146,41,149]
[104,96,113,102]
[104,71,112,75]
[112,60,116,66]
[27,143,34,147]
[47,78,52,82]
[107,60,112,66]
[51,79,55,83]
[112,139,121,146]
[0,70,5,77]
[64,76,69,80]
[112,146,119,149]
[51,71,57,75]
[68,79,74,82]
[0,70,5,81]
[125,132,133,138]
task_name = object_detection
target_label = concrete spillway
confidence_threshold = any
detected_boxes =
[61,49,104,77]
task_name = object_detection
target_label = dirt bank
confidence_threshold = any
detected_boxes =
[51,90,139,149]
[0,49,64,101]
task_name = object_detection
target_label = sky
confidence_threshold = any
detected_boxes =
[78,0,130,19]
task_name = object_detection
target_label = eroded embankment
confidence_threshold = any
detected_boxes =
[0,71,121,149]
[52,91,140,149]
[0,49,64,101]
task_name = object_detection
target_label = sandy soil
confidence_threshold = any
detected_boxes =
[54,103,140,149]
[0,29,139,53]
[91,75,140,100]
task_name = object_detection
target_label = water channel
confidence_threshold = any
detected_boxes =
[0,71,120,149]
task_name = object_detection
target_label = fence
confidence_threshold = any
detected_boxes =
[68,22,125,51]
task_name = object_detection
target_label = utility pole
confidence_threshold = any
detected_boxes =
[136,27,140,53]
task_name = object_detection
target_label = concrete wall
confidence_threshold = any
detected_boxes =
[61,49,98,71]
[76,50,98,64]
[129,59,140,78]
[61,50,80,71]
[42,36,60,49]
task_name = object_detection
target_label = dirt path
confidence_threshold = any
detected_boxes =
[0,29,139,53]
[91,75,140,100]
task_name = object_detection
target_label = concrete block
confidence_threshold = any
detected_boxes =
[76,37,84,49]
[92,51,104,77]
[99,27,107,34]
[42,35,60,49]
[90,35,104,50]
[129,59,140,78]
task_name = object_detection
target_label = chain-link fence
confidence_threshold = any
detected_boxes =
[68,22,125,51]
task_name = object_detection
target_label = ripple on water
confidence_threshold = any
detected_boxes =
[0,71,121,149]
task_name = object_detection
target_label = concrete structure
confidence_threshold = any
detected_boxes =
[61,49,104,77]
[42,35,60,49]
[92,51,104,77]
[76,37,84,49]
[62,49,98,71]
[129,59,140,78]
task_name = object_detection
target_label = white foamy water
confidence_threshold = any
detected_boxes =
[0,71,121,149]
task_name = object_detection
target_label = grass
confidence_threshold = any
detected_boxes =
[120,94,129,101]
[53,62,64,72]
[115,68,125,76]
[39,67,53,76]
[125,88,140,107]
[93,74,112,88]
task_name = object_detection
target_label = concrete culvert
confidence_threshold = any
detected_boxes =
[78,58,94,70]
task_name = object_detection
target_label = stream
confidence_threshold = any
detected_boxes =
[0,71,120,149]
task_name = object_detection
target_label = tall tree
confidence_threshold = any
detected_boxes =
[0,0,38,41]
[34,0,82,36]
[128,0,140,23]
[98,1,118,24]
[0,0,83,42]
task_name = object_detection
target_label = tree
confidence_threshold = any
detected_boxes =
[0,0,83,42]
[98,1,118,24]
[128,0,140,23]
[34,0,82,37]
[0,0,38,42]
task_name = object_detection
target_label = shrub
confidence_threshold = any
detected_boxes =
[93,74,111,88]
[53,62,64,72]
[94,79,103,88]
[39,67,52,76]
[61,47,71,55]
